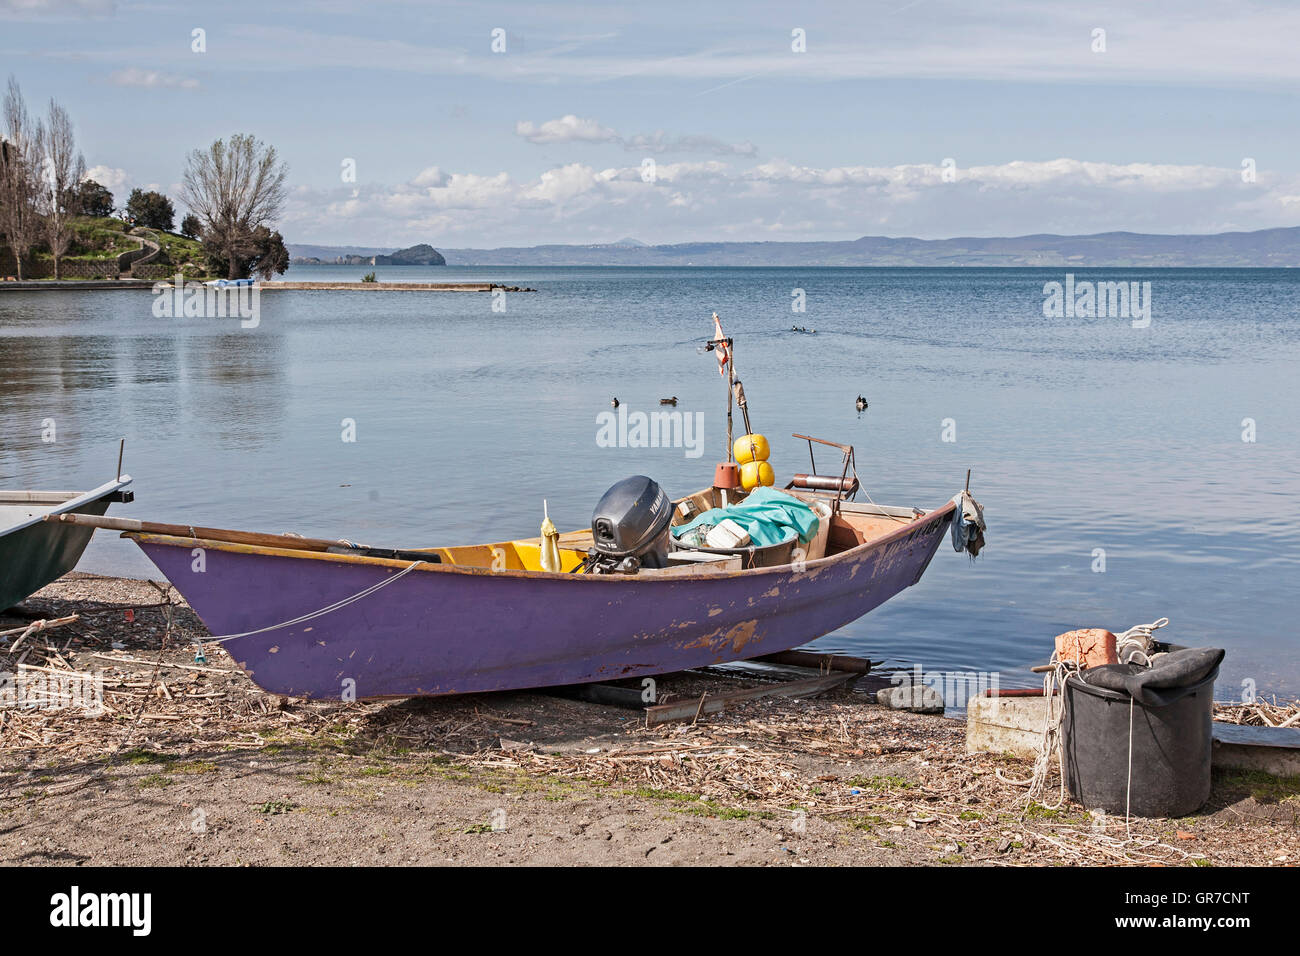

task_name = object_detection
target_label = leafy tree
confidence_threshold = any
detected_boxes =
[75,179,114,217]
[181,133,288,280]
[125,188,175,231]
[248,227,289,279]
[179,212,202,239]
[204,225,288,280]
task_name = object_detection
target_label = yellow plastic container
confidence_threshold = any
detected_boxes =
[733,433,770,465]
[740,459,775,490]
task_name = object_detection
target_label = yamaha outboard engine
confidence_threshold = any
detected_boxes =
[587,475,672,574]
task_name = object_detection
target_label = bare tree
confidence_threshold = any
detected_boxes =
[38,98,85,280]
[0,76,43,280]
[181,134,288,280]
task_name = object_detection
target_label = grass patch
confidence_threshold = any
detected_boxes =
[849,814,886,832]
[139,774,171,789]
[629,787,700,803]
[119,748,174,766]
[624,786,773,820]
[172,761,218,775]
[256,799,298,815]
[1213,768,1300,804]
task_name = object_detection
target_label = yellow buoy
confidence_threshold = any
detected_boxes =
[733,433,770,465]
[740,459,775,490]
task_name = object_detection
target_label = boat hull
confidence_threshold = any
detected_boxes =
[132,503,955,700]
[0,478,133,612]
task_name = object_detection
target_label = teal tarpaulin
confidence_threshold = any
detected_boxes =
[671,486,819,548]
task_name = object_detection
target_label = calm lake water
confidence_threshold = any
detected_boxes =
[2,265,1297,699]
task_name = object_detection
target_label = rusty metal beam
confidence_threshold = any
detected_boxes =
[545,682,646,710]
[754,650,875,674]
[643,671,857,727]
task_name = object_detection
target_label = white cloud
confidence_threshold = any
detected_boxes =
[280,156,1300,247]
[517,114,757,156]
[107,68,199,90]
[192,6,1300,90]
[0,0,114,18]
[82,164,129,192]
[516,115,618,146]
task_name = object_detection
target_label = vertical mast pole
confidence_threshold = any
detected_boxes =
[726,338,735,462]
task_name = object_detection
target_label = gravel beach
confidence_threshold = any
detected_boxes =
[1,573,1296,867]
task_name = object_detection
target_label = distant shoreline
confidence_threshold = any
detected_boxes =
[287,224,1300,269]
[0,278,536,293]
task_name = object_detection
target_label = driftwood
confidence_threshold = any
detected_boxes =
[1215,698,1300,729]
[1,614,79,654]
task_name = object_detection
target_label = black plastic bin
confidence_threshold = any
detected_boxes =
[1062,648,1223,818]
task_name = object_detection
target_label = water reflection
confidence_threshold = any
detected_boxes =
[1,270,1298,699]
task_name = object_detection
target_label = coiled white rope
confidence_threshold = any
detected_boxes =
[1115,617,1169,665]
[204,560,424,644]
[997,658,1077,808]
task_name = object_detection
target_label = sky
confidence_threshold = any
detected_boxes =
[3,0,1298,247]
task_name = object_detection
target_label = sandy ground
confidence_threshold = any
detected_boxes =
[1,573,1296,867]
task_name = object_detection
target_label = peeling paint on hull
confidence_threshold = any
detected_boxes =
[132,504,955,700]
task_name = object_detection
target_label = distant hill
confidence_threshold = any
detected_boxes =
[288,227,1300,268]
[287,243,397,262]
[290,242,445,266]
[372,243,445,266]
[433,228,1300,267]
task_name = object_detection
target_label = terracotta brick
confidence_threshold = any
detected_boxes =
[1054,628,1118,669]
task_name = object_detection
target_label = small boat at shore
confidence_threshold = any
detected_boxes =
[42,324,984,701]
[52,477,976,700]
[1,476,134,612]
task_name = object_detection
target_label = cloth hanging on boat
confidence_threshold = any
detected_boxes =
[672,486,819,548]
[539,500,561,573]
[950,490,986,556]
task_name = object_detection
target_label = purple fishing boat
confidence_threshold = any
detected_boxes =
[52,480,980,701]
[47,329,984,701]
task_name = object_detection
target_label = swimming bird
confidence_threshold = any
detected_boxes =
[611,397,619,407]
[659,396,678,406]
[855,395,868,411]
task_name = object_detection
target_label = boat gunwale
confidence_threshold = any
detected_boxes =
[0,475,134,537]
[124,498,957,583]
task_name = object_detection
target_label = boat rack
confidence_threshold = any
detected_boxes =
[547,650,882,727]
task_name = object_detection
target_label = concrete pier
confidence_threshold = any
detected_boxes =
[258,281,534,292]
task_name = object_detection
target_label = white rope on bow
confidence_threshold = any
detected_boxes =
[206,560,424,644]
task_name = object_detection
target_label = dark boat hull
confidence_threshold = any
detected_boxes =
[0,478,133,612]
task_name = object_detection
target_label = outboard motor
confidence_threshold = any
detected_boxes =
[587,475,672,574]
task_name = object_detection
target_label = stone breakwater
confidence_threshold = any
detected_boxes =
[258,281,536,292]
